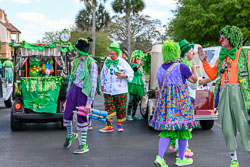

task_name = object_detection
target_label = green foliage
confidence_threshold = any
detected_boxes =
[111,0,145,59]
[76,2,110,31]
[39,29,71,43]
[168,0,250,47]
[108,14,166,52]
[111,0,145,14]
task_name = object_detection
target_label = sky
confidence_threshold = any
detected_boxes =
[0,0,178,42]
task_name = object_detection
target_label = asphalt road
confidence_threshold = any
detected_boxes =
[0,95,249,167]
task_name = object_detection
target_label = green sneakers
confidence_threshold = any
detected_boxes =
[175,157,193,166]
[154,155,168,167]
[230,161,239,167]
[74,144,89,154]
[132,115,141,120]
[63,133,78,148]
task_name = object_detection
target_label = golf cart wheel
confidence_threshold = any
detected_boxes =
[10,111,22,131]
[200,120,214,130]
[4,96,12,108]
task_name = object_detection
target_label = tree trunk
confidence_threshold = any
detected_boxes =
[91,0,96,57]
[126,10,131,61]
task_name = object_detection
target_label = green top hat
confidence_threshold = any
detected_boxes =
[179,39,194,57]
[107,43,122,56]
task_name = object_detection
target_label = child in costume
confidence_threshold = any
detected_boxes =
[150,40,198,167]
[3,59,14,82]
[127,50,145,120]
[63,38,98,154]
[198,25,250,167]
[100,42,134,132]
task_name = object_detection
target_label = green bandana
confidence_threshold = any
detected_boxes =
[181,58,192,67]
[219,47,237,61]
[105,59,119,69]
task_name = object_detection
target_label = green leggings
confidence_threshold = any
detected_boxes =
[218,84,250,151]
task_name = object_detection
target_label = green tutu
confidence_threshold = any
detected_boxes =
[128,83,145,96]
[159,130,192,140]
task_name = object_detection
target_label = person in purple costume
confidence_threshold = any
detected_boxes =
[63,38,98,154]
[150,41,199,167]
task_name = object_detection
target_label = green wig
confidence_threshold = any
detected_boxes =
[219,25,243,48]
[162,40,180,62]
[130,50,144,63]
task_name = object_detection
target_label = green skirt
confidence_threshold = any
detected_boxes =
[159,130,192,140]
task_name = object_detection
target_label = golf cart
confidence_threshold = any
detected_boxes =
[0,64,13,108]
[140,44,218,130]
[10,41,72,131]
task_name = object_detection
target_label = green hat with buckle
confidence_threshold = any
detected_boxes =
[179,39,194,57]
[107,42,122,56]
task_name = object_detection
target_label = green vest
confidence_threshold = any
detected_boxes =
[214,47,250,110]
[69,57,95,97]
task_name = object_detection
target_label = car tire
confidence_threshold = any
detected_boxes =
[200,120,214,130]
[4,96,13,108]
[10,111,22,131]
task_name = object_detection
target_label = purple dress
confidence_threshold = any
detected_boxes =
[149,63,197,131]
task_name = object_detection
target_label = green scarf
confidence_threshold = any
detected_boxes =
[181,58,192,67]
[105,59,119,69]
[219,47,237,61]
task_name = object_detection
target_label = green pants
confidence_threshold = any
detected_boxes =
[218,84,250,151]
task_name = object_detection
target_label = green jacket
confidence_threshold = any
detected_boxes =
[214,47,250,110]
[68,57,95,97]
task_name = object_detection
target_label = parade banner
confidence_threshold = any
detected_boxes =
[21,77,62,114]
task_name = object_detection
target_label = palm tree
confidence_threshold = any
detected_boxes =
[76,3,93,31]
[76,3,110,31]
[111,0,145,60]
[80,0,107,57]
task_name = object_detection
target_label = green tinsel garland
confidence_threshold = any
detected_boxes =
[219,25,243,48]
[9,41,73,53]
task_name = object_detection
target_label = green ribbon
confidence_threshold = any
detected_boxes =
[219,47,237,61]
[105,59,119,69]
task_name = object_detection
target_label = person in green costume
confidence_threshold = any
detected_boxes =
[198,25,250,167]
[63,38,98,154]
[127,50,145,120]
[3,58,14,83]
